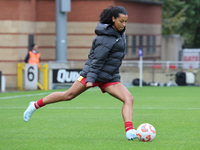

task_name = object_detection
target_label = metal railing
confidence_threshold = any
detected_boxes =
[122,60,200,69]
[48,60,200,69]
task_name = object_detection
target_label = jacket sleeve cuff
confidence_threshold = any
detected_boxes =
[86,77,95,85]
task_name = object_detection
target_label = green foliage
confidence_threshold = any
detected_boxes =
[0,87,200,149]
[161,0,200,48]
[162,0,187,35]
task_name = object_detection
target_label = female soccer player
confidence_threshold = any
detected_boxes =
[23,6,137,140]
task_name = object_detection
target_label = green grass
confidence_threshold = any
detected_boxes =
[0,87,200,150]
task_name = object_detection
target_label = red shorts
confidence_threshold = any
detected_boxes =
[77,76,120,93]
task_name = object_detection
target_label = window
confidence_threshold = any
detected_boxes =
[152,35,156,53]
[132,35,136,54]
[139,35,143,49]
[28,34,34,51]
[146,35,150,54]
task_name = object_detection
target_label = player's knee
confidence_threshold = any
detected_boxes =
[130,95,134,104]
[127,94,134,105]
[62,92,75,101]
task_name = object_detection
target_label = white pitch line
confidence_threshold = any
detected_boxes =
[0,88,100,100]
[0,93,50,100]
[0,107,199,110]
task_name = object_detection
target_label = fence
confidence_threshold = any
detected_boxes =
[3,60,200,90]
[55,60,200,85]
[61,60,200,69]
[122,60,200,69]
[120,61,200,85]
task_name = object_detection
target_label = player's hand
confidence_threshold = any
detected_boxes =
[86,82,93,88]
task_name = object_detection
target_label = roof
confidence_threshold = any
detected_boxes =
[117,0,163,5]
[71,0,163,5]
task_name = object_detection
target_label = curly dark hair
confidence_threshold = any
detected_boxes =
[99,6,127,24]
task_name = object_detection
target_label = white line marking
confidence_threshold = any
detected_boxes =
[0,107,199,110]
[0,88,100,100]
[0,93,50,100]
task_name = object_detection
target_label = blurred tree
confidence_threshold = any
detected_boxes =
[160,0,200,48]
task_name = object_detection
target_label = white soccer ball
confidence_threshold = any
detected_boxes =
[136,123,156,142]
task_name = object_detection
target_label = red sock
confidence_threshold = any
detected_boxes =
[34,98,45,109]
[125,121,134,132]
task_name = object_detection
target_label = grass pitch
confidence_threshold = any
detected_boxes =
[0,86,200,150]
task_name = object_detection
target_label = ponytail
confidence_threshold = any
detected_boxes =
[99,6,127,24]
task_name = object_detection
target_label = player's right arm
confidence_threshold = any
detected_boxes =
[86,82,93,88]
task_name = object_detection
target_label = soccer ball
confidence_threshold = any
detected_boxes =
[136,123,156,142]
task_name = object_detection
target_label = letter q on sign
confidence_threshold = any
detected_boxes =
[57,69,66,83]
[56,69,81,83]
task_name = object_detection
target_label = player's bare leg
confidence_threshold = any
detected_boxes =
[104,83,137,140]
[43,80,89,104]
[23,81,89,122]
[104,83,133,122]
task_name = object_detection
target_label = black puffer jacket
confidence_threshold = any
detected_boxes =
[80,23,126,84]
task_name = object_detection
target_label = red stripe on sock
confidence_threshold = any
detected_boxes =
[125,121,134,132]
[34,98,45,109]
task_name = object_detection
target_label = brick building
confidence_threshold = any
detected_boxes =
[0,0,163,90]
